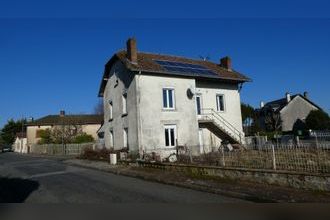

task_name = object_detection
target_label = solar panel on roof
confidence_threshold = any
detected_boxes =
[154,60,218,77]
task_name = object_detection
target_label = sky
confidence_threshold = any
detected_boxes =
[0,0,330,127]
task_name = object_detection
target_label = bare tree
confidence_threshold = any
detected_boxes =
[263,108,282,132]
[51,117,83,144]
[94,99,104,115]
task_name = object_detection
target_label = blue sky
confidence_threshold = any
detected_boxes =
[0,1,330,127]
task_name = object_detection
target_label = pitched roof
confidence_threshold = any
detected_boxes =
[262,94,321,113]
[99,51,251,96]
[28,114,103,126]
[16,132,26,138]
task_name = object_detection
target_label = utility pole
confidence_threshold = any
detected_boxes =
[21,116,24,153]
[60,110,65,155]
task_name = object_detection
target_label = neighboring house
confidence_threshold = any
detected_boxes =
[27,111,103,146]
[258,92,321,132]
[13,132,27,153]
[98,38,250,159]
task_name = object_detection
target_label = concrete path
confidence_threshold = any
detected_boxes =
[0,153,246,203]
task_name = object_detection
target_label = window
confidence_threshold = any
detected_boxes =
[162,88,175,109]
[109,130,114,147]
[216,94,225,112]
[123,128,128,149]
[122,93,127,114]
[164,125,177,147]
[196,95,202,115]
[109,100,113,120]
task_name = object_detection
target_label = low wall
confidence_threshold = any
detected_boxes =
[137,162,330,192]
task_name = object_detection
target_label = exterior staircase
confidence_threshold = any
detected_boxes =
[198,108,245,145]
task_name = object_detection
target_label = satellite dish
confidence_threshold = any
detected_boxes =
[186,88,194,99]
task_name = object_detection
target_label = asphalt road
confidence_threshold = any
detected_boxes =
[0,152,245,203]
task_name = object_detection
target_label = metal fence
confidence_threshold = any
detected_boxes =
[30,143,95,155]
[176,142,330,174]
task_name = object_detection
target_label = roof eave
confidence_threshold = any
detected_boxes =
[98,54,122,97]
[130,69,250,83]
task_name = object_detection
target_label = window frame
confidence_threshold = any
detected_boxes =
[109,100,113,121]
[196,94,202,115]
[216,94,225,112]
[109,129,114,148]
[122,93,127,115]
[164,124,177,147]
[162,88,175,110]
[123,128,128,149]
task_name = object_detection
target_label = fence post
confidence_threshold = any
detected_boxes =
[221,146,225,167]
[189,145,193,164]
[271,144,276,170]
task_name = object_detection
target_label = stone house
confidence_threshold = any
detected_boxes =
[26,111,103,147]
[258,92,321,132]
[98,38,250,159]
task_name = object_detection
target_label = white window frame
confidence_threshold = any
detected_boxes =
[162,88,175,110]
[122,93,127,114]
[196,94,202,115]
[216,94,225,112]
[164,124,177,147]
[109,129,114,148]
[109,100,113,120]
[123,128,128,149]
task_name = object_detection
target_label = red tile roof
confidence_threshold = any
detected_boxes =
[99,50,250,97]
[28,114,103,126]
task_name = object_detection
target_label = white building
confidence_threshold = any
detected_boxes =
[13,132,28,153]
[98,38,250,159]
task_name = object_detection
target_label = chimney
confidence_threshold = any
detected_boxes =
[126,38,137,64]
[304,91,309,99]
[260,101,264,108]
[220,56,232,71]
[60,110,65,117]
[286,92,291,103]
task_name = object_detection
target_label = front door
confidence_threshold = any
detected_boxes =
[196,95,202,115]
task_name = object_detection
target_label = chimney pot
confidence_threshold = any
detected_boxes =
[126,38,137,64]
[220,56,232,70]
[304,91,309,99]
[60,110,65,117]
[260,101,265,108]
[286,92,291,103]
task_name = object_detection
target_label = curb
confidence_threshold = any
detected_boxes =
[65,160,277,203]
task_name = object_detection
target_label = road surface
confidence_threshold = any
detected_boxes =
[0,152,245,203]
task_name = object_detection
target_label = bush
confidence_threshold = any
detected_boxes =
[306,110,330,130]
[79,147,140,162]
[37,129,52,144]
[72,133,94,144]
[79,148,113,162]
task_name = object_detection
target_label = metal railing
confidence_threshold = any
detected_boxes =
[198,108,245,144]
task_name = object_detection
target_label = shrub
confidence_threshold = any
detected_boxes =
[72,133,94,144]
[79,148,112,162]
[37,129,52,144]
[306,110,330,130]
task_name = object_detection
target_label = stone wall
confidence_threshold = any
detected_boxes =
[138,162,330,192]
